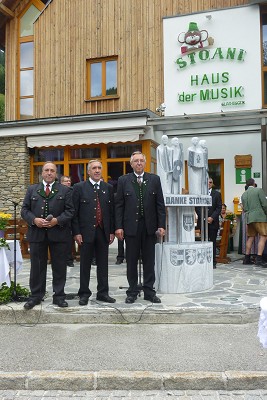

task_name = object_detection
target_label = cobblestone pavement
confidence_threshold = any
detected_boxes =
[9,247,267,315]
[1,247,264,327]
[2,390,267,399]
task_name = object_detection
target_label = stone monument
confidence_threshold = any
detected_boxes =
[155,135,213,293]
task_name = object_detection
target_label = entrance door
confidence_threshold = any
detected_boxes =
[107,161,132,192]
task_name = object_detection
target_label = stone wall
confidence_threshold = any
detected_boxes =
[0,136,30,215]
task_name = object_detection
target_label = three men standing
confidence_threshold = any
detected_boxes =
[21,154,166,308]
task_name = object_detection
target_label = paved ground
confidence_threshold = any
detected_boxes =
[1,245,267,393]
[1,246,266,324]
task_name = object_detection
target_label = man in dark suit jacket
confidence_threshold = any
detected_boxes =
[207,177,222,269]
[115,151,166,304]
[21,162,75,310]
[72,160,115,305]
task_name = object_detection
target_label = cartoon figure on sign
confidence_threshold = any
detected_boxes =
[178,22,213,55]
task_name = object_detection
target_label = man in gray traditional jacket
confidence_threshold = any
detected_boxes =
[241,178,267,267]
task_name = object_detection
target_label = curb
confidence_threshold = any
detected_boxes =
[0,304,260,325]
[0,370,267,391]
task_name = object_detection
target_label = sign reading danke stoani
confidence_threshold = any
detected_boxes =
[165,194,211,206]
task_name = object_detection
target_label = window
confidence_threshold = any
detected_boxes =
[30,142,153,185]
[87,57,118,99]
[18,1,44,119]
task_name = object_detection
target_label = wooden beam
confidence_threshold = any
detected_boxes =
[0,1,15,18]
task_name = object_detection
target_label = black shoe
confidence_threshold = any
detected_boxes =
[79,296,89,306]
[67,262,74,267]
[24,298,41,310]
[125,295,137,304]
[53,299,68,308]
[144,295,161,303]
[243,255,253,265]
[256,256,267,268]
[213,264,217,269]
[96,294,116,303]
[115,259,123,265]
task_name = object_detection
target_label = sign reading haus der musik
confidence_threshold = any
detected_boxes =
[163,5,261,116]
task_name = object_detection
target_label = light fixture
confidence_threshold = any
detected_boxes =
[156,103,166,116]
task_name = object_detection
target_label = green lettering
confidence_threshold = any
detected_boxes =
[191,75,198,85]
[221,88,228,99]
[226,48,236,60]
[237,49,246,61]
[188,52,197,65]
[211,73,220,84]
[200,89,210,101]
[222,72,229,83]
[234,86,243,97]
[176,58,187,69]
[211,47,224,60]
[211,89,219,100]
[199,49,209,61]
[201,74,209,85]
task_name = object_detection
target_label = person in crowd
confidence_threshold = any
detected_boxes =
[239,183,259,260]
[241,178,267,267]
[60,175,75,267]
[115,151,166,304]
[72,160,116,305]
[207,177,222,269]
[60,175,71,187]
[21,162,75,310]
[197,177,221,268]
[115,238,125,264]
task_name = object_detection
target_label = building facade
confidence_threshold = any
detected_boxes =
[0,0,266,249]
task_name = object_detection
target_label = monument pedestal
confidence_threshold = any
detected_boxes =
[155,241,213,293]
[155,194,213,294]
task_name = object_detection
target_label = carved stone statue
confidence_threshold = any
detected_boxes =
[156,135,173,194]
[170,137,183,195]
[199,139,209,195]
[188,137,207,195]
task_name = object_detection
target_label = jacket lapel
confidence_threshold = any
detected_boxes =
[37,182,58,199]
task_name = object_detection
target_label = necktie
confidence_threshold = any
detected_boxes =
[45,184,50,197]
[94,184,102,227]
[137,176,142,186]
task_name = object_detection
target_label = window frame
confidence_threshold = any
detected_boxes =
[86,56,119,100]
[17,0,45,120]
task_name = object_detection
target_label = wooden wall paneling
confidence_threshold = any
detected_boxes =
[80,0,87,115]
[73,0,80,116]
[31,0,249,120]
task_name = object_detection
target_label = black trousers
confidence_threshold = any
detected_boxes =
[78,226,109,298]
[66,232,74,264]
[125,219,156,297]
[29,238,68,301]
[117,238,125,261]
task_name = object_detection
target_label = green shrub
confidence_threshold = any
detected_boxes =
[0,282,30,304]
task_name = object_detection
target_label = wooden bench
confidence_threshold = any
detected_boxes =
[216,219,231,264]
